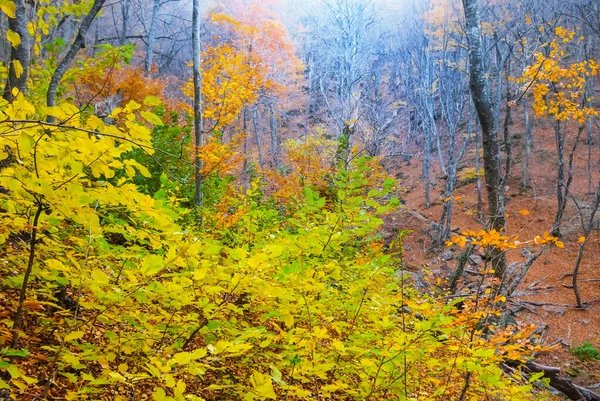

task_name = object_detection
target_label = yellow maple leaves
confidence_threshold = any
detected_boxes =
[517,26,599,123]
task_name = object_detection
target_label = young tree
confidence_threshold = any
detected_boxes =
[192,0,204,208]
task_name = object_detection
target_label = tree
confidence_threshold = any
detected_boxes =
[3,0,30,102]
[517,26,598,236]
[462,0,507,277]
[46,0,107,111]
[192,0,203,209]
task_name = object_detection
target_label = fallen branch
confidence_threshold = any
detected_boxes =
[510,299,600,309]
[507,360,600,401]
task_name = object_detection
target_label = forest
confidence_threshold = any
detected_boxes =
[0,0,599,399]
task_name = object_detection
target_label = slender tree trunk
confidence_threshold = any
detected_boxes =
[521,97,533,190]
[3,0,31,102]
[424,124,432,209]
[242,108,249,188]
[472,100,484,221]
[252,107,265,170]
[552,121,566,237]
[192,0,204,209]
[502,57,513,186]
[120,0,129,44]
[145,0,160,73]
[572,184,600,308]
[269,102,280,169]
[462,0,506,277]
[11,202,44,348]
[46,0,106,114]
[305,52,313,137]
[552,123,582,237]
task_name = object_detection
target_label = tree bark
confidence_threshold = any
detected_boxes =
[252,107,265,170]
[145,0,161,73]
[46,0,107,112]
[268,102,280,169]
[462,0,506,276]
[521,96,533,190]
[192,0,204,209]
[3,0,31,102]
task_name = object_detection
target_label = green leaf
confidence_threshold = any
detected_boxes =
[1,348,29,357]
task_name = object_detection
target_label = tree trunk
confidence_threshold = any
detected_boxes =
[192,0,204,209]
[502,56,513,186]
[46,0,107,113]
[3,0,31,102]
[269,102,280,169]
[462,0,506,277]
[521,97,533,190]
[252,107,265,171]
[423,124,432,209]
[145,0,161,73]
[120,0,129,44]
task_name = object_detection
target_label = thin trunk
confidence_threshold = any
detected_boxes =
[145,0,160,73]
[11,203,44,348]
[552,124,582,237]
[424,124,431,209]
[521,97,533,190]
[502,56,513,186]
[305,52,313,137]
[462,0,506,277]
[552,121,566,237]
[120,0,129,44]
[3,0,31,102]
[192,0,204,209]
[46,0,107,114]
[242,109,249,188]
[269,103,280,169]
[252,107,265,171]
[572,183,600,308]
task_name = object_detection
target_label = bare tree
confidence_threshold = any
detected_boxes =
[192,0,204,209]
[46,0,107,111]
[462,0,507,276]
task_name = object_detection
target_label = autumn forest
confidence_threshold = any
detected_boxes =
[1,0,600,399]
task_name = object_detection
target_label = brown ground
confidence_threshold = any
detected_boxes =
[389,112,600,391]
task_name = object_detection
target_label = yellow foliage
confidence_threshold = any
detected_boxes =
[517,27,599,123]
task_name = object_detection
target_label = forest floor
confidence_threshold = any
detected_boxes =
[387,113,600,392]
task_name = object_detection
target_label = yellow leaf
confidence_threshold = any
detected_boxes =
[555,241,564,249]
[250,372,276,399]
[64,331,85,342]
[13,59,23,78]
[578,236,586,243]
[143,95,162,107]
[518,209,530,216]
[6,30,19,48]
[152,387,167,401]
[140,110,163,126]
[0,0,16,18]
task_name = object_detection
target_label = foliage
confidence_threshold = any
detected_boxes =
[570,342,600,362]
[515,26,599,123]
[0,93,550,399]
